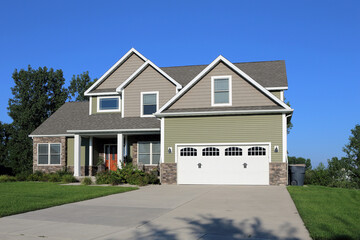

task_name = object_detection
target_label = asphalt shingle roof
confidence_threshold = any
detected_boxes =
[162,105,283,113]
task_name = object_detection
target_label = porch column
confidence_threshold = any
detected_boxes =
[74,134,81,177]
[117,133,123,168]
[89,136,93,167]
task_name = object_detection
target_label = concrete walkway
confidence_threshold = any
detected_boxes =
[0,185,310,240]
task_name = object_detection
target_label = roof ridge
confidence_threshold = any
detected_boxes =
[160,60,285,69]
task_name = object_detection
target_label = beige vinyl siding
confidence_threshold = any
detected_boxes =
[66,137,89,166]
[124,65,177,117]
[169,62,277,110]
[164,114,283,163]
[96,53,145,90]
[91,95,121,114]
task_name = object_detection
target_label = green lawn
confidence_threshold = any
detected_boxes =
[288,185,360,240]
[0,182,137,217]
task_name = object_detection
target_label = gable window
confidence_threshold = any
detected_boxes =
[211,76,232,106]
[38,143,61,165]
[180,147,197,156]
[98,96,120,112]
[248,146,266,156]
[138,141,160,165]
[141,92,158,117]
[202,147,220,156]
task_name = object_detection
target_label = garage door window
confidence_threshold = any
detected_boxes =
[248,146,266,156]
[138,142,160,165]
[180,147,197,156]
[202,147,219,156]
[225,147,242,156]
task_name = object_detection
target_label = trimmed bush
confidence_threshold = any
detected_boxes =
[61,174,77,183]
[0,175,17,183]
[48,174,61,182]
[15,172,29,181]
[81,177,93,185]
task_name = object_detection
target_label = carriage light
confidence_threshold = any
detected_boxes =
[274,146,279,153]
[168,147,172,154]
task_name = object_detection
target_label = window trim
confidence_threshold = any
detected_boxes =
[37,143,62,166]
[211,75,232,107]
[97,96,121,113]
[140,91,159,117]
[137,141,160,165]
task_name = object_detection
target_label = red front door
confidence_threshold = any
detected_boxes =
[105,145,117,171]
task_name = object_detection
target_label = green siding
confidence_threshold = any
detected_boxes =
[66,137,89,166]
[270,90,281,99]
[91,97,97,114]
[164,114,283,163]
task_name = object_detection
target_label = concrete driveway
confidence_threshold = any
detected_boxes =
[0,185,310,240]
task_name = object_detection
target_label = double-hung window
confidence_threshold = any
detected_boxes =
[98,96,120,112]
[138,141,160,165]
[141,92,158,117]
[211,76,232,106]
[38,143,61,165]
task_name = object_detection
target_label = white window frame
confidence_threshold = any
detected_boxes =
[211,75,232,107]
[137,141,160,165]
[140,91,159,117]
[97,96,121,113]
[37,143,61,165]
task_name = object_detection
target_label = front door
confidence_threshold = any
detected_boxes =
[105,145,117,171]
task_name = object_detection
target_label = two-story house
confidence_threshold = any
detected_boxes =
[30,48,293,185]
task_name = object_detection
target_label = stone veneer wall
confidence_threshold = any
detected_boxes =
[33,137,66,173]
[269,162,288,185]
[160,163,177,184]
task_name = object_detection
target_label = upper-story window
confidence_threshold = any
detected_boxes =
[141,92,158,117]
[97,96,120,112]
[211,76,232,106]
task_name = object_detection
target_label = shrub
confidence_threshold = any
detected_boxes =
[15,172,29,181]
[48,174,61,182]
[81,177,93,185]
[96,171,113,184]
[61,174,77,183]
[27,171,44,181]
[0,175,17,182]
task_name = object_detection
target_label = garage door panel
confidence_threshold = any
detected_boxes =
[177,144,269,185]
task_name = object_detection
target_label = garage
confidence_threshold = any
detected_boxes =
[177,143,270,185]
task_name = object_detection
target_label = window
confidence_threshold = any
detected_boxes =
[180,147,197,156]
[141,92,158,116]
[248,146,266,156]
[38,143,61,165]
[202,147,220,156]
[225,147,242,156]
[98,96,120,112]
[212,76,232,106]
[138,142,160,165]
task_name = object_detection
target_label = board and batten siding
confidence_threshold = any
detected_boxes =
[66,137,89,166]
[169,62,277,110]
[96,53,145,90]
[124,65,177,117]
[164,114,283,163]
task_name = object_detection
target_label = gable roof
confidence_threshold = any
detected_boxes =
[116,60,182,92]
[30,102,160,136]
[157,55,293,116]
[161,60,288,89]
[84,48,147,96]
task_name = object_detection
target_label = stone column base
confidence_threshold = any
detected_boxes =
[269,163,288,185]
[160,163,177,184]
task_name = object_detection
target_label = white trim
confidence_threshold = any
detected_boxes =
[211,75,232,107]
[74,135,81,177]
[265,87,288,91]
[160,118,165,163]
[86,92,119,96]
[140,91,159,117]
[282,114,287,163]
[89,96,92,115]
[84,48,147,96]
[89,136,93,166]
[116,60,182,92]
[97,96,121,113]
[117,134,123,169]
[156,109,293,117]
[67,128,160,133]
[121,90,125,118]
[29,134,74,137]
[37,143,62,166]
[280,91,284,101]
[137,141,161,166]
[174,142,272,163]
[157,55,292,114]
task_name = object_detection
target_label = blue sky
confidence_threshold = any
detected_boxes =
[0,0,359,167]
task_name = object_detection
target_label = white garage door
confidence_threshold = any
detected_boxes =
[177,144,269,185]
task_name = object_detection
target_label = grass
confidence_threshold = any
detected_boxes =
[0,182,137,217]
[287,185,360,240]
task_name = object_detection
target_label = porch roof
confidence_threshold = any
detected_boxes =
[30,102,160,136]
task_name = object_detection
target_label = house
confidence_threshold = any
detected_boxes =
[30,48,293,185]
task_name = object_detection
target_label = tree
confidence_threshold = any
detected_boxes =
[0,122,12,175]
[68,71,97,101]
[285,98,293,134]
[342,124,360,186]
[288,156,312,170]
[7,66,68,173]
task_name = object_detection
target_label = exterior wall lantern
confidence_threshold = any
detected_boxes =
[168,147,172,154]
[274,146,279,153]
